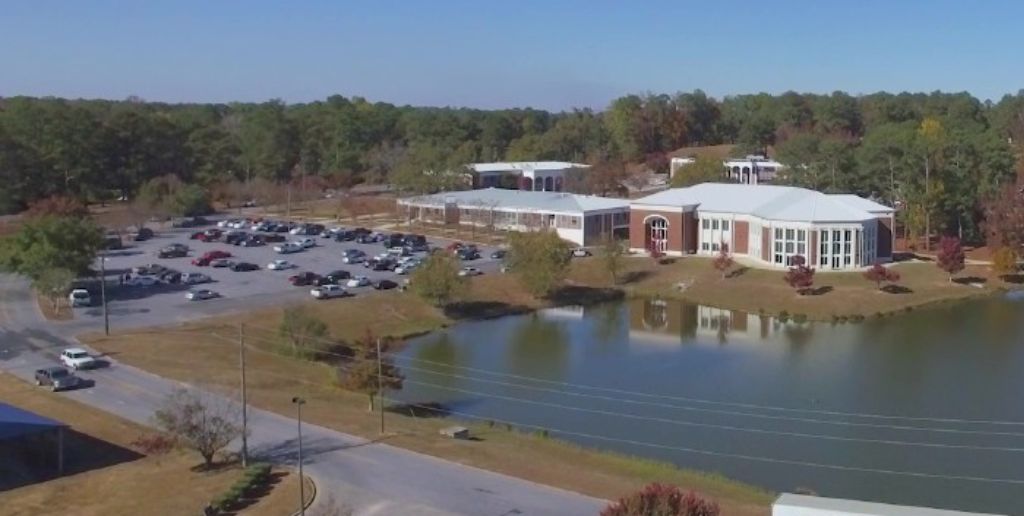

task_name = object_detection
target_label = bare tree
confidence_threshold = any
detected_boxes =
[154,388,243,468]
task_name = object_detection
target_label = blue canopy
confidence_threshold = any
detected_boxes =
[0,402,67,440]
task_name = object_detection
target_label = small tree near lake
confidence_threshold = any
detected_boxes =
[599,236,626,285]
[936,235,965,282]
[783,255,815,295]
[411,252,466,307]
[992,247,1018,278]
[336,331,405,412]
[711,242,734,279]
[278,306,331,358]
[601,483,719,516]
[507,230,572,298]
[154,388,243,469]
[863,262,900,290]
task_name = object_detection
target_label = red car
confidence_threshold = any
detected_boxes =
[193,229,222,242]
[192,250,232,266]
[288,272,322,286]
[446,242,463,253]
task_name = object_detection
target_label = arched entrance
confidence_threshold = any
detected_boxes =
[544,176,554,191]
[644,215,669,253]
[520,177,533,191]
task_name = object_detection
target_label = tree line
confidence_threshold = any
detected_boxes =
[2,90,1023,241]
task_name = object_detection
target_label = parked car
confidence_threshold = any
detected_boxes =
[60,348,97,370]
[458,267,482,277]
[158,246,189,259]
[133,264,166,276]
[180,272,212,285]
[289,272,322,286]
[210,258,234,268]
[225,231,248,245]
[194,229,222,242]
[341,249,366,264]
[289,225,307,235]
[133,227,154,241]
[394,261,420,275]
[159,270,182,284]
[310,284,348,299]
[126,275,158,287]
[346,276,371,288]
[387,246,410,258]
[334,230,358,242]
[571,247,591,258]
[260,233,286,243]
[322,270,352,284]
[172,216,209,228]
[457,248,480,261]
[34,367,81,391]
[68,288,91,307]
[366,258,394,271]
[231,262,260,272]
[185,289,220,301]
[294,237,317,248]
[241,236,265,247]
[274,243,303,254]
[373,279,399,290]
[490,249,507,259]
[267,259,296,271]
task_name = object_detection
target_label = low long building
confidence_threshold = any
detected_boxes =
[398,188,629,246]
[629,183,894,270]
[469,161,589,192]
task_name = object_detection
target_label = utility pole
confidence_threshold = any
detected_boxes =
[377,337,385,434]
[239,323,248,467]
[291,397,306,516]
[99,257,109,336]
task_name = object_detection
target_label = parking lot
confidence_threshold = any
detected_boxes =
[74,216,505,330]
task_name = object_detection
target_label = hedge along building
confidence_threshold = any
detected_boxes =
[397,188,630,246]
[629,183,895,271]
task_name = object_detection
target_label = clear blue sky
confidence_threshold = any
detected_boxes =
[2,0,1021,111]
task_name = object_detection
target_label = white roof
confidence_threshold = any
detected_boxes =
[400,188,628,214]
[469,162,589,173]
[632,183,893,223]
[773,493,1005,516]
[63,347,88,354]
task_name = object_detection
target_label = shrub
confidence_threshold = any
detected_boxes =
[777,310,790,323]
[601,483,719,516]
[792,313,808,324]
[130,433,175,455]
[849,314,865,323]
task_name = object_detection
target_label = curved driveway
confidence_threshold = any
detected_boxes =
[0,275,605,516]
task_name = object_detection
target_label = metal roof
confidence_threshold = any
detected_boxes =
[0,402,67,440]
[773,493,1005,516]
[632,183,893,223]
[400,188,629,214]
[469,162,590,173]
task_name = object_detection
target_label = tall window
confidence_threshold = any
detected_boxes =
[819,227,860,270]
[772,227,806,265]
[649,217,668,252]
[699,216,731,253]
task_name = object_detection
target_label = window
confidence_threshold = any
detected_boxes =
[775,228,782,239]
[772,226,808,267]
[785,229,794,240]
[818,227,860,270]
[722,221,730,231]
[712,219,719,230]
[701,242,709,251]
[711,242,719,251]
[648,217,669,253]
[702,219,710,229]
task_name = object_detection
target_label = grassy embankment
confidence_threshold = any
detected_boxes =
[0,373,302,516]
[76,257,1009,515]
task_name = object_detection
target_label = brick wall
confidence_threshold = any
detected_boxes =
[629,208,686,254]
[761,227,770,262]
[733,220,749,254]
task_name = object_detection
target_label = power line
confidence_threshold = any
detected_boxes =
[233,324,1024,430]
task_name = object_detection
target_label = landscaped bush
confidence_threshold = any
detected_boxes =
[777,310,790,323]
[207,463,275,515]
[849,314,865,323]
[792,313,807,324]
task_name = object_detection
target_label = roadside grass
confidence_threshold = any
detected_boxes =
[35,295,73,322]
[83,321,774,515]
[0,373,245,516]
[568,256,1005,320]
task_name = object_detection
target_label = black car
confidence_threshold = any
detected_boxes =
[261,233,286,243]
[159,270,182,283]
[457,249,480,261]
[225,231,248,245]
[273,224,291,233]
[323,269,352,284]
[241,236,265,247]
[158,247,188,259]
[490,249,507,259]
[365,258,394,271]
[373,279,399,290]
[133,227,154,241]
[231,262,260,272]
[334,230,357,242]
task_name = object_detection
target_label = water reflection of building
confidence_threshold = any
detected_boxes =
[626,298,780,345]
[540,305,586,320]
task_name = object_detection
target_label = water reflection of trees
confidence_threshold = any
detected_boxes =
[589,302,625,350]
[780,322,815,349]
[506,313,570,381]
[414,332,468,392]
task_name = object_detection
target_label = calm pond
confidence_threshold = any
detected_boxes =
[395,293,1024,513]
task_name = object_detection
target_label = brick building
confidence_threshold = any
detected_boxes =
[629,183,894,271]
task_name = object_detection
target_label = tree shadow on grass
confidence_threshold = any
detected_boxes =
[881,284,914,294]
[619,270,653,284]
[726,267,750,279]
[798,286,833,296]
[1000,274,1024,284]
[953,276,987,286]
[386,401,450,419]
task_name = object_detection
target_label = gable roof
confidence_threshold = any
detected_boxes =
[0,402,67,440]
[401,188,628,214]
[632,183,893,223]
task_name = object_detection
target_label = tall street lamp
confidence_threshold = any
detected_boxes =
[99,256,109,336]
[291,396,306,516]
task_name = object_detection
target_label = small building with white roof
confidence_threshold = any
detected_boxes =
[398,188,629,246]
[469,161,590,192]
[670,155,784,184]
[629,183,894,270]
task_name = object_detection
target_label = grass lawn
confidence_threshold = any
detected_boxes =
[568,255,1008,321]
[0,373,298,515]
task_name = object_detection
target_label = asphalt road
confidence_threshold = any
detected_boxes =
[0,274,605,515]
[72,218,504,331]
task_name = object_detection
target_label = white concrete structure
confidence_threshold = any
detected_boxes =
[772,493,1005,516]
[629,183,895,271]
[670,155,784,184]
[469,161,590,192]
[397,188,629,246]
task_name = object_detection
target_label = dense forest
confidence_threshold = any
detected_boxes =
[1,91,1023,241]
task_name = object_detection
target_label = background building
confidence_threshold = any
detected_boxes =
[469,162,590,192]
[398,188,628,246]
[629,183,894,270]
[670,155,784,184]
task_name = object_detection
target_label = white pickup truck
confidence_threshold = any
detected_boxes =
[60,347,97,370]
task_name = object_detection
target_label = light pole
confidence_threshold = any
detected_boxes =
[99,256,109,336]
[291,396,306,516]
